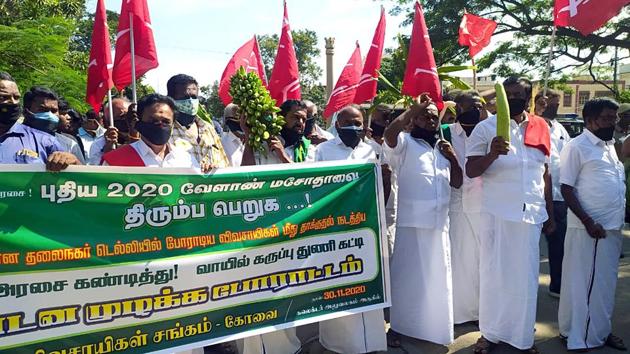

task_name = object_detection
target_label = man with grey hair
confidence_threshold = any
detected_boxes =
[304,100,334,144]
[88,97,133,165]
[221,103,244,167]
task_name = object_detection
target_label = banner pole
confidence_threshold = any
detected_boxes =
[129,11,137,104]
[542,25,557,96]
[472,58,477,91]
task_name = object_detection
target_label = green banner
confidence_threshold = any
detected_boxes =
[0,161,390,354]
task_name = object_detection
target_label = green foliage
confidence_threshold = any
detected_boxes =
[618,90,630,104]
[200,81,225,119]
[0,17,88,111]
[0,0,85,25]
[386,0,630,97]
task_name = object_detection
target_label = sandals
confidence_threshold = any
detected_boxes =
[386,330,402,348]
[606,334,627,351]
[473,336,497,354]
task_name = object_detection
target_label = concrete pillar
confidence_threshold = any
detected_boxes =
[325,37,335,100]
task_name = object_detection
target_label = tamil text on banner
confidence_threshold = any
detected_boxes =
[0,161,390,354]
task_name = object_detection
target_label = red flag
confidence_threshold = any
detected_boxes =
[86,0,114,113]
[218,36,268,105]
[554,0,630,35]
[323,43,363,119]
[112,0,159,90]
[268,1,301,106]
[401,2,442,103]
[353,7,386,104]
[458,13,497,58]
[553,0,570,27]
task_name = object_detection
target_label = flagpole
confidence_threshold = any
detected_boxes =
[542,25,557,97]
[107,89,114,127]
[129,12,137,104]
[472,58,477,91]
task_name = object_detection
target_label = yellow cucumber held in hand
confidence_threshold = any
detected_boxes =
[495,82,511,142]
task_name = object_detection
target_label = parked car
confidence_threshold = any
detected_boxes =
[557,114,584,138]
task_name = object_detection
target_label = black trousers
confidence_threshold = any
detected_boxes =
[545,201,568,293]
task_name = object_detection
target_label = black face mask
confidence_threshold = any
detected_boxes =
[457,109,481,125]
[281,126,303,147]
[593,126,615,142]
[225,119,242,133]
[136,121,172,145]
[0,103,21,125]
[304,118,316,136]
[542,105,559,120]
[113,119,129,133]
[176,112,195,128]
[410,126,438,147]
[370,122,386,137]
[337,126,363,149]
[508,98,527,116]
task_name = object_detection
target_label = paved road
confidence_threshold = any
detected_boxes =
[301,231,630,354]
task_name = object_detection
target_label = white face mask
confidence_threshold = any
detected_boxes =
[174,98,199,116]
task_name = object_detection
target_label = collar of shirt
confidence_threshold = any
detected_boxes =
[452,122,466,137]
[583,128,614,147]
[134,139,171,163]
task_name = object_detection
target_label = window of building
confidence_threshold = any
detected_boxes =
[563,92,572,107]
[578,91,590,106]
[595,91,610,98]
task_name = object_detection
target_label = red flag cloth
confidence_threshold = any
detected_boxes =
[218,36,268,105]
[323,43,363,119]
[458,13,497,58]
[353,7,386,104]
[112,0,159,90]
[401,2,442,103]
[86,0,114,113]
[553,0,570,27]
[268,1,301,106]
[554,0,630,35]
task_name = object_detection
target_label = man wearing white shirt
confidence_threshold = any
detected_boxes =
[466,77,554,354]
[535,89,572,298]
[314,105,387,354]
[558,98,626,351]
[445,90,485,325]
[367,106,397,256]
[237,99,313,354]
[384,94,463,346]
[304,100,334,145]
[221,103,245,167]
[89,97,132,165]
[241,100,315,167]
[101,94,202,170]
[77,111,106,161]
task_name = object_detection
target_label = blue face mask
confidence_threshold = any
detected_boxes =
[33,111,59,123]
[25,110,59,134]
[174,98,199,116]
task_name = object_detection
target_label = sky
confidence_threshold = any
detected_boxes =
[86,0,415,94]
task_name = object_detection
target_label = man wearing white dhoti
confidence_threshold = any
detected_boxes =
[466,77,554,354]
[445,90,485,325]
[383,94,463,346]
[558,97,627,351]
[315,105,387,354]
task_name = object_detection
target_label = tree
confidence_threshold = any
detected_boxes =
[257,29,326,109]
[0,17,89,111]
[199,81,225,119]
[387,0,629,97]
[0,0,85,25]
